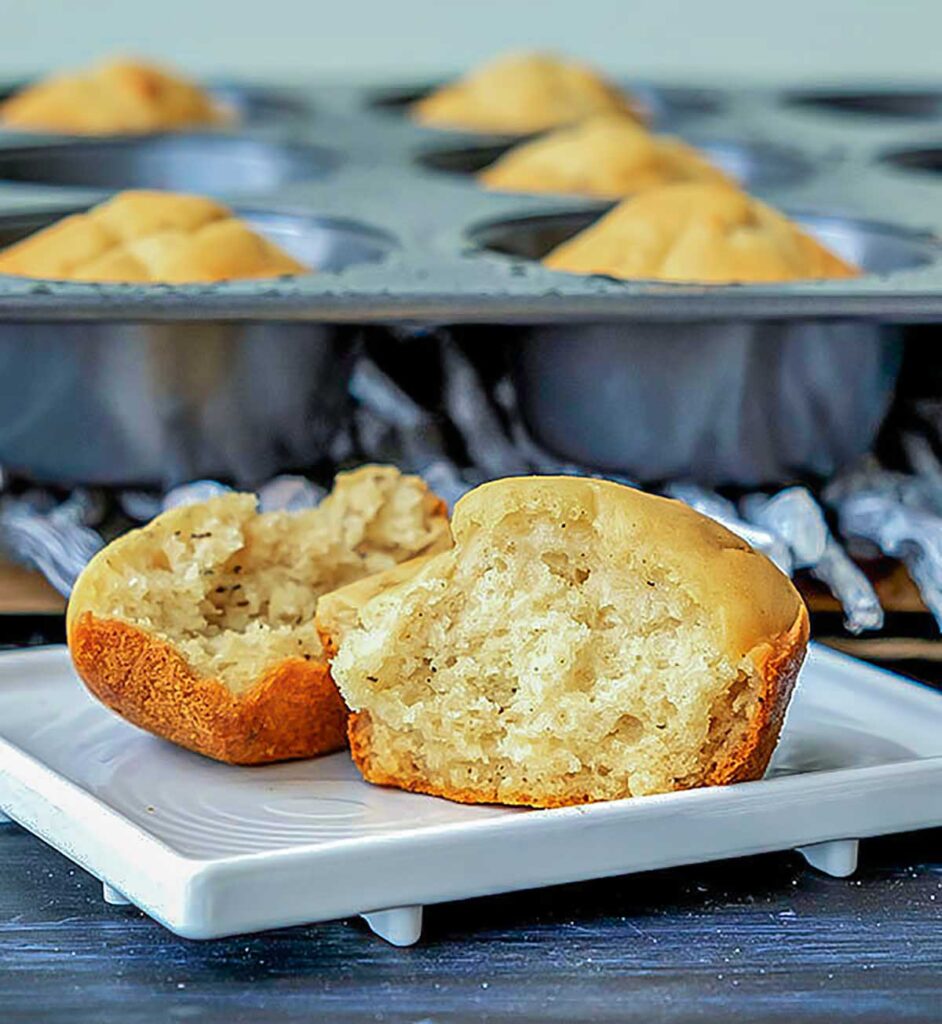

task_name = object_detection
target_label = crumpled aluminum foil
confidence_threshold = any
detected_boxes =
[741,487,883,634]
[825,439,942,629]
[350,356,473,508]
[0,489,104,597]
[0,343,934,635]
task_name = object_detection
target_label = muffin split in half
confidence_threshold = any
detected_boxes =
[319,477,809,808]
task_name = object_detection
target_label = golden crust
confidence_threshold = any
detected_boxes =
[0,57,229,135]
[700,607,809,787]
[67,466,451,765]
[452,477,804,664]
[413,51,644,135]
[479,114,731,199]
[321,476,810,808]
[0,191,308,284]
[544,181,860,283]
[70,613,348,765]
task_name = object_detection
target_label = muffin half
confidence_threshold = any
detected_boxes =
[319,476,809,808]
[68,466,451,764]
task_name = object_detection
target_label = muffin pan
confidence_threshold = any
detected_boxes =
[0,79,937,320]
[0,208,393,486]
[0,136,339,195]
[0,77,940,487]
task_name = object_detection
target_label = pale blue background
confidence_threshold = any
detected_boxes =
[1,0,938,84]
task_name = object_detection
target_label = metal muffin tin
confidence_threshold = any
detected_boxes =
[0,207,392,485]
[0,76,939,485]
[0,78,939,320]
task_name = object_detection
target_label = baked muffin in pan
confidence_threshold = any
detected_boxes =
[0,190,308,283]
[479,113,732,199]
[413,50,644,135]
[0,56,230,135]
[543,180,860,283]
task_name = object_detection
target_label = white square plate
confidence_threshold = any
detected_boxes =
[0,643,940,945]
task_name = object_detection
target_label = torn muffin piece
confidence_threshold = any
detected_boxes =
[319,476,808,808]
[67,465,451,764]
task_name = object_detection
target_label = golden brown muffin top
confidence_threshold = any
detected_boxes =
[544,181,860,283]
[0,190,309,284]
[320,473,806,671]
[479,113,732,199]
[452,475,806,665]
[412,50,644,135]
[0,56,229,135]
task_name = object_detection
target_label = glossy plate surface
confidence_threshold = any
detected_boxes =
[0,645,940,941]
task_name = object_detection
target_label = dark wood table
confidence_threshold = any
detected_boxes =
[1,611,940,1024]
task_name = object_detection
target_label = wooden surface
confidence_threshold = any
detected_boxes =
[0,555,64,613]
[799,562,929,616]
[0,821,940,1023]
[0,616,940,1022]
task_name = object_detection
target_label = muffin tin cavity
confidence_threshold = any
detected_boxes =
[369,83,724,130]
[785,88,942,120]
[468,208,935,277]
[207,84,312,126]
[628,85,725,127]
[240,211,396,273]
[508,319,901,484]
[418,137,812,192]
[0,79,939,320]
[0,207,395,277]
[880,145,942,179]
[369,85,428,116]
[0,136,337,195]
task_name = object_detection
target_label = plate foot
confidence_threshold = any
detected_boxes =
[102,882,131,905]
[797,838,859,877]
[361,905,423,946]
